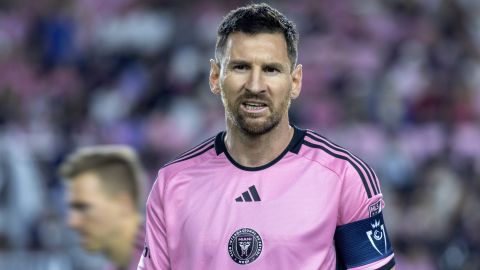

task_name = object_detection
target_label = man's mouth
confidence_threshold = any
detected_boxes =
[241,101,269,113]
[243,101,267,110]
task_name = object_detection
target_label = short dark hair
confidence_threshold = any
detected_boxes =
[215,3,299,68]
[59,145,146,210]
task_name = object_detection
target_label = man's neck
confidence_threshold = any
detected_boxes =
[105,213,141,268]
[224,120,294,168]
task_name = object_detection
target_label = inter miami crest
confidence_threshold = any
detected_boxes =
[228,228,263,264]
[366,219,387,255]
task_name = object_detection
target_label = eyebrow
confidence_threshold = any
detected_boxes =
[227,60,250,67]
[262,62,285,71]
[227,59,286,70]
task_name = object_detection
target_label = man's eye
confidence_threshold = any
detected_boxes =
[233,64,248,71]
[264,66,279,73]
[71,202,90,212]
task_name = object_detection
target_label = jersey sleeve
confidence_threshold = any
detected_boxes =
[137,170,171,270]
[334,162,395,270]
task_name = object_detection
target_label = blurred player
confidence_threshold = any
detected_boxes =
[139,3,395,270]
[60,145,147,270]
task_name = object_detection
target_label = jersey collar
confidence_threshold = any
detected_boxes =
[214,125,306,171]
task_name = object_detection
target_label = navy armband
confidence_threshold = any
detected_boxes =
[334,212,393,269]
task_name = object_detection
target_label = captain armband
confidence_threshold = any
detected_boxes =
[334,212,394,269]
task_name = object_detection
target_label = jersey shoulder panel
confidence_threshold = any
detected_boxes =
[300,129,381,199]
[160,134,218,180]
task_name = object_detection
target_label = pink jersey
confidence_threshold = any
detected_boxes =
[138,126,395,270]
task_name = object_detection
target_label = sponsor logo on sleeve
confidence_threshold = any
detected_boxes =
[368,199,383,217]
[143,243,151,258]
[228,228,263,265]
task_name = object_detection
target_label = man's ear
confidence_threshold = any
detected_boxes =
[209,59,221,95]
[290,64,302,99]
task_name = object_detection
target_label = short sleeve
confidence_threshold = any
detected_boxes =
[137,170,171,270]
[335,163,395,270]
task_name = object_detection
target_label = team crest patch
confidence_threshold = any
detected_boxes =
[228,228,263,265]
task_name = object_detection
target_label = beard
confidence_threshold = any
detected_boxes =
[222,91,291,136]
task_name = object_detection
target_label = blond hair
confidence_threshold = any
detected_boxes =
[59,145,146,210]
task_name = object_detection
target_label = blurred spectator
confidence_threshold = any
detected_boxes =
[59,145,147,270]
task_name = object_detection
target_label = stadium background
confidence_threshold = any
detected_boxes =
[0,0,479,269]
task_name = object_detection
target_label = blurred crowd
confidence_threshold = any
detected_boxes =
[0,0,479,269]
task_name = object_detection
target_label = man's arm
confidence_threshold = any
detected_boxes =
[137,172,170,269]
[334,162,395,270]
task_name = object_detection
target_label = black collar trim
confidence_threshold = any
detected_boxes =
[214,125,306,171]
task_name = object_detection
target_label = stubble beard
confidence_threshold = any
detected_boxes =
[222,92,291,137]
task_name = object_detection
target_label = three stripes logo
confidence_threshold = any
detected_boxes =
[235,185,261,202]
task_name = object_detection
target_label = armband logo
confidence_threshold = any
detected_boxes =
[366,219,387,256]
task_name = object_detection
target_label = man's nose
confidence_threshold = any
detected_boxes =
[67,211,81,229]
[245,68,266,94]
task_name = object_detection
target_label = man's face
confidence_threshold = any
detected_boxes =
[210,32,302,136]
[66,171,122,252]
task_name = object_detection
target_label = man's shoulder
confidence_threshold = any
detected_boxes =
[300,129,381,199]
[297,129,353,173]
[160,132,221,175]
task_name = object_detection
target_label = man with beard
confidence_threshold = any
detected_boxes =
[60,145,147,270]
[138,3,395,270]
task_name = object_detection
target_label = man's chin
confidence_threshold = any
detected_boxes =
[238,119,278,136]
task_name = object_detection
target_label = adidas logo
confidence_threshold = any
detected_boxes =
[235,185,261,202]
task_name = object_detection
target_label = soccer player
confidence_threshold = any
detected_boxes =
[138,3,395,270]
[60,145,147,270]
